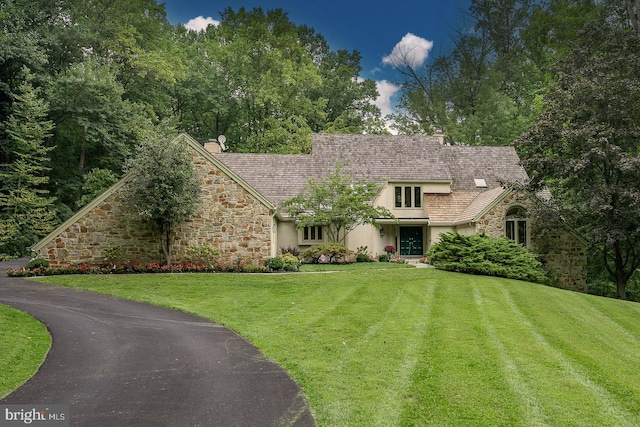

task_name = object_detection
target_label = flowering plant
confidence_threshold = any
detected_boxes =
[6,261,268,277]
[384,245,395,254]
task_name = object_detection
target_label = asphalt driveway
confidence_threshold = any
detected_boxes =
[0,261,314,426]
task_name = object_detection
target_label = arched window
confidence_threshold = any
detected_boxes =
[505,207,528,247]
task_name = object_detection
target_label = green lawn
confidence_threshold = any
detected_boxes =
[0,304,50,399]
[21,267,640,426]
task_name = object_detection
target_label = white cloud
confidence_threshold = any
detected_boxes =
[374,80,401,117]
[184,16,220,32]
[382,33,434,69]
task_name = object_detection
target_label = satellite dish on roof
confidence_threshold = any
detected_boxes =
[217,135,227,151]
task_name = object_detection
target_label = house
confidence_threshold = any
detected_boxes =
[31,133,587,290]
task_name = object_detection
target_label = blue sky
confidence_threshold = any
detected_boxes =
[161,0,472,117]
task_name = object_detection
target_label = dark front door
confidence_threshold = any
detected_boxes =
[399,226,424,256]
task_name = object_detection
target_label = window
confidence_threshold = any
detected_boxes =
[302,225,323,242]
[505,207,528,247]
[394,186,422,208]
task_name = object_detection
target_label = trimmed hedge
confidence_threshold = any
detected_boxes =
[426,232,547,283]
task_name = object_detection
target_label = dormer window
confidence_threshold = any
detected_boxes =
[395,186,422,208]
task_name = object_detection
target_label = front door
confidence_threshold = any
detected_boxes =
[399,226,424,256]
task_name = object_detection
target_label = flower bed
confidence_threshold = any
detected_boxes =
[7,262,269,277]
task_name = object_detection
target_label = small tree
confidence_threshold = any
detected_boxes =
[123,134,201,265]
[281,164,395,244]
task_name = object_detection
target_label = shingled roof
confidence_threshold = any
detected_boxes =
[212,134,529,212]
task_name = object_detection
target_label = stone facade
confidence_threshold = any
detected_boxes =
[34,143,274,268]
[475,190,587,291]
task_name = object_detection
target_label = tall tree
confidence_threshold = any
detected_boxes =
[522,0,604,68]
[46,56,155,213]
[393,1,540,145]
[516,22,640,299]
[0,69,56,257]
[122,134,201,265]
[213,8,326,153]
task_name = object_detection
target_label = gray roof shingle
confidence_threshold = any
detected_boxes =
[213,134,528,210]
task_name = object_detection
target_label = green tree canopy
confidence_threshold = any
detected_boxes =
[516,22,640,299]
[281,164,395,244]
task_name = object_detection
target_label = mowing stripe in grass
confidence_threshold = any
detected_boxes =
[499,284,638,427]
[296,281,366,328]
[372,284,434,427]
[473,285,550,427]
[401,274,525,426]
[324,284,431,425]
[572,291,640,347]
[512,286,640,417]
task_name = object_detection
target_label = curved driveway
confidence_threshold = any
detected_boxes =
[0,262,314,427]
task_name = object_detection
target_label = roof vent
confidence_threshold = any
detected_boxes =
[474,178,487,188]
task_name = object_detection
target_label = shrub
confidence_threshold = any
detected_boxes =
[102,245,124,265]
[265,253,300,272]
[25,258,49,269]
[378,253,390,262]
[187,244,219,265]
[426,232,547,283]
[279,245,301,257]
[300,243,353,264]
[355,246,373,263]
[265,256,284,271]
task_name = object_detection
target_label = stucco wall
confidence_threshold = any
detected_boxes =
[475,191,587,291]
[35,149,274,267]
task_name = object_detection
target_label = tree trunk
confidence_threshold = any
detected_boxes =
[627,0,640,36]
[616,278,627,300]
[614,243,627,300]
[79,124,87,173]
[161,224,172,265]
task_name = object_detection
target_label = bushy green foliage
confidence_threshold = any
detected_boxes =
[426,232,547,283]
[355,246,372,263]
[77,168,119,208]
[265,253,300,271]
[101,245,124,265]
[186,244,219,266]
[300,243,353,264]
[25,258,49,270]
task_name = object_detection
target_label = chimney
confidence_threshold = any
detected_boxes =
[433,129,445,145]
[204,139,221,154]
